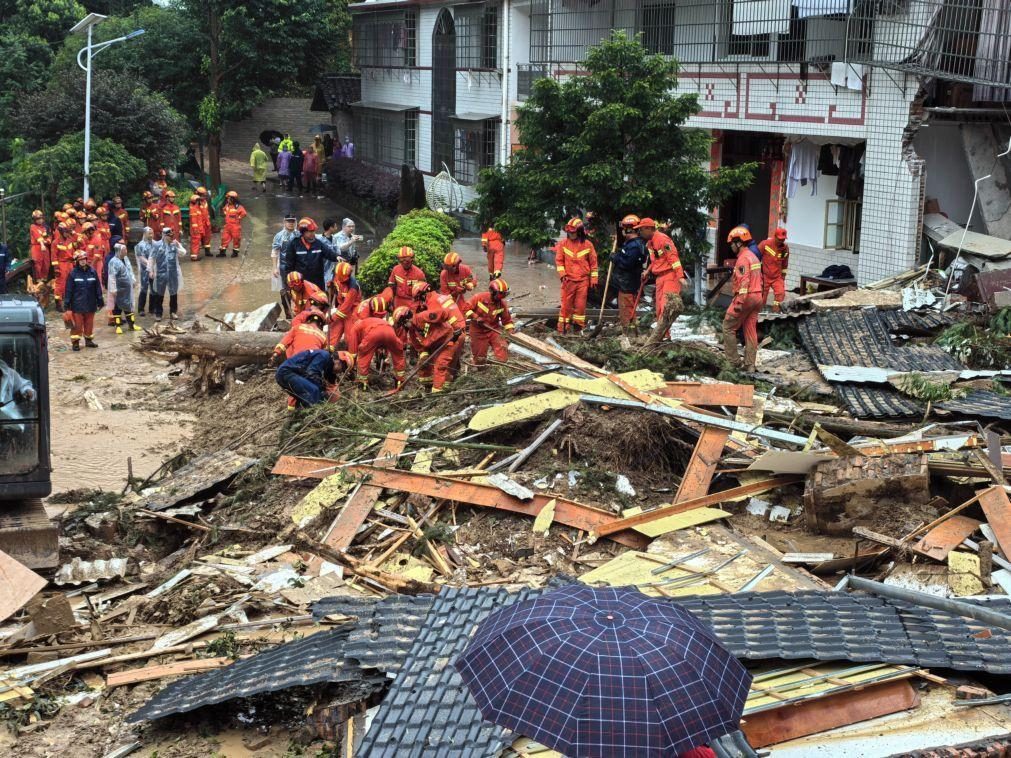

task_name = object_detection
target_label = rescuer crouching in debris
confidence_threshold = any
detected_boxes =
[346,312,407,390]
[723,226,764,372]
[466,278,514,366]
[269,308,341,409]
[392,305,462,393]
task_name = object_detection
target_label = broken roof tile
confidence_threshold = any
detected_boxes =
[938,389,1011,421]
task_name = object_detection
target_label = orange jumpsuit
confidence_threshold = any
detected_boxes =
[347,316,406,384]
[440,263,476,309]
[409,315,460,391]
[114,208,130,240]
[142,202,162,240]
[221,203,247,251]
[417,291,466,333]
[554,237,598,332]
[722,247,764,370]
[86,232,106,284]
[52,230,75,302]
[29,222,51,281]
[646,231,685,318]
[327,279,362,349]
[160,202,182,240]
[274,321,328,360]
[466,291,514,364]
[96,219,112,255]
[289,280,327,314]
[482,229,505,279]
[759,237,790,310]
[189,202,212,260]
[387,263,427,310]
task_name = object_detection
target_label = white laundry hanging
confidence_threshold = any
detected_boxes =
[787,140,819,198]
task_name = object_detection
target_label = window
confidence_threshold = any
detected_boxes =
[0,335,41,477]
[353,108,419,167]
[353,10,418,67]
[456,4,499,69]
[825,199,861,251]
[728,33,770,58]
[642,1,677,56]
[453,119,497,184]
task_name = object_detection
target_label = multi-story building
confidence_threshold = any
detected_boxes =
[346,0,1011,284]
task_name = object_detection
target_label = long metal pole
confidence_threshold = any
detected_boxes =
[83,24,93,201]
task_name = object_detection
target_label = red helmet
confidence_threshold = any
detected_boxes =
[72,250,88,262]
[367,295,387,315]
[196,186,208,196]
[31,210,43,220]
[391,305,413,324]
[489,278,510,296]
[142,191,152,201]
[634,217,657,230]
[298,217,317,232]
[158,168,167,176]
[563,218,584,234]
[164,190,176,200]
[727,226,752,244]
[774,227,788,241]
[286,271,304,288]
[620,214,640,229]
[305,308,326,325]
[226,190,239,200]
[334,261,353,282]
[411,282,430,299]
[308,290,329,309]
[96,206,108,216]
[443,251,461,268]
[189,195,200,205]
[82,222,96,233]
[398,245,415,261]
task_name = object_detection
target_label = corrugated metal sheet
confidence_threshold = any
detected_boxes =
[939,389,1011,421]
[53,557,128,585]
[137,451,259,512]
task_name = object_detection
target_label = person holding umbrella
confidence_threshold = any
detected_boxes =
[456,584,751,757]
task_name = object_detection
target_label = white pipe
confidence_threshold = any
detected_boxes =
[83,24,93,201]
[500,0,511,166]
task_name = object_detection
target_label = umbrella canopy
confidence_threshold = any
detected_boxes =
[455,585,751,757]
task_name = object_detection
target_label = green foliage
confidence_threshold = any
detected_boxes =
[0,0,85,45]
[357,212,457,295]
[474,32,755,259]
[763,320,800,350]
[573,337,742,382]
[202,630,240,660]
[897,373,966,403]
[989,307,1011,335]
[0,33,52,158]
[13,68,189,174]
[400,208,462,237]
[199,94,223,134]
[936,320,1011,369]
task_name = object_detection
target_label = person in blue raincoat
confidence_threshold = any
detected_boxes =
[148,226,185,321]
[108,242,141,334]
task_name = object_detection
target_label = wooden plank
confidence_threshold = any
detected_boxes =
[507,331,602,373]
[105,657,233,688]
[674,427,731,503]
[742,679,919,748]
[979,485,1011,557]
[912,515,984,561]
[852,527,905,549]
[0,548,46,624]
[336,464,649,549]
[654,382,754,408]
[320,433,408,551]
[589,477,802,542]
[782,553,836,564]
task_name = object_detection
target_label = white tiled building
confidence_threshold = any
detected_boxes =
[348,0,1011,285]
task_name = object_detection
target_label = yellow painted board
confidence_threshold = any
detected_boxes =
[745,662,914,712]
[291,472,353,527]
[411,449,435,474]
[532,499,556,535]
[469,370,668,431]
[948,551,984,596]
[534,369,666,394]
[620,506,731,537]
[578,551,721,598]
[379,554,435,583]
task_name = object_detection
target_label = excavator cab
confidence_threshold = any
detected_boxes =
[0,296,56,569]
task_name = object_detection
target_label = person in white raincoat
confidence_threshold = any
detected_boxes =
[134,227,156,316]
[108,242,140,334]
[149,226,185,321]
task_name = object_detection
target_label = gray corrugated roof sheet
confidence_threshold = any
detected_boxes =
[128,595,432,723]
[939,389,1011,421]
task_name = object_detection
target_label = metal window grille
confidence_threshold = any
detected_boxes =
[456,5,500,69]
[353,108,417,167]
[353,9,418,68]
[453,119,498,184]
[525,0,1011,90]
[517,63,549,99]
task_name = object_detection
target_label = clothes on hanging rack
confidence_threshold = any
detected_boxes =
[787,140,819,198]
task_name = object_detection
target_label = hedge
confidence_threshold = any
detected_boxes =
[358,210,459,296]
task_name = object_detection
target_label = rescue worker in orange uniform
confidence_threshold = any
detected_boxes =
[355,294,389,321]
[141,192,161,240]
[159,191,182,242]
[466,278,514,366]
[82,222,106,284]
[759,227,790,312]
[286,271,327,315]
[554,218,598,333]
[393,305,461,393]
[413,282,466,335]
[327,262,361,350]
[271,307,329,362]
[219,191,247,258]
[636,217,685,319]
[195,186,212,260]
[95,206,112,256]
[481,227,505,280]
[187,194,211,261]
[52,221,75,309]
[387,246,427,311]
[154,168,169,196]
[723,226,764,371]
[29,210,51,281]
[439,251,475,309]
[112,196,130,241]
[268,309,338,409]
[347,315,406,389]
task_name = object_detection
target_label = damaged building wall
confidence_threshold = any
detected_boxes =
[915,121,987,233]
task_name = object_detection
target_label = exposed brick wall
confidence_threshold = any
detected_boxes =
[221,97,317,160]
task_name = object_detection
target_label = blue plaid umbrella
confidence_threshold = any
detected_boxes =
[455,585,751,757]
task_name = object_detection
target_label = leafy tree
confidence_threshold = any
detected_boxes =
[0,0,86,45]
[13,68,189,174]
[474,32,755,264]
[0,33,53,157]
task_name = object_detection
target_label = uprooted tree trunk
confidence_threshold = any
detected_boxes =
[645,293,684,347]
[138,328,278,395]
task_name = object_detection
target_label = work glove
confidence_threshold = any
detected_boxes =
[268,352,281,368]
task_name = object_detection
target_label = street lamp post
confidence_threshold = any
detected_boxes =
[71,13,144,201]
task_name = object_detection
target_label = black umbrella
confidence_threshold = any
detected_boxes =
[308,123,336,134]
[259,130,283,146]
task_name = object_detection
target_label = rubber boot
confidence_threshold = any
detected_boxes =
[72,339,81,352]
[85,337,98,348]
[217,247,226,258]
[203,246,211,259]
[115,315,123,335]
[231,248,239,258]
[129,313,141,331]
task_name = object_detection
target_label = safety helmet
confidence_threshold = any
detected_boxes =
[367,295,387,315]
[286,271,304,288]
[489,278,510,297]
[164,190,176,199]
[774,227,788,241]
[398,245,415,261]
[305,308,326,325]
[226,190,239,200]
[96,206,108,216]
[158,168,167,176]
[196,186,208,196]
[563,218,584,234]
[189,195,200,204]
[142,191,153,200]
[73,250,88,262]
[62,203,74,211]
[334,261,353,282]
[727,226,752,244]
[443,251,461,268]
[82,222,96,233]
[392,305,413,324]
[411,282,430,299]
[634,217,657,230]
[84,199,97,210]
[620,214,640,229]
[31,210,43,219]
[308,290,329,309]
[298,217,317,232]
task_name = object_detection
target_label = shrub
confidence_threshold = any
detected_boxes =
[400,208,462,237]
[326,157,399,214]
[357,210,457,295]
